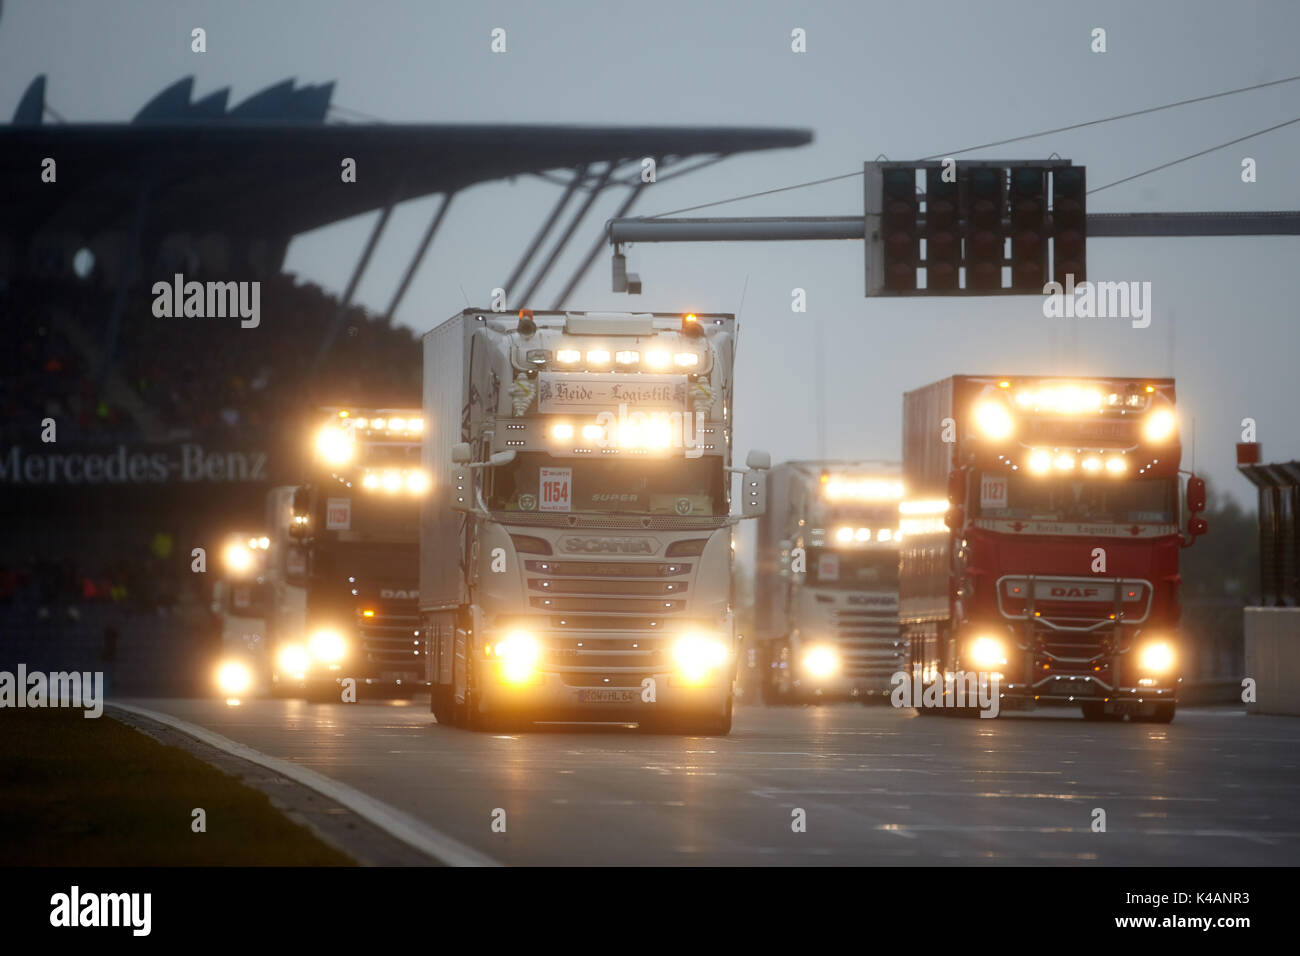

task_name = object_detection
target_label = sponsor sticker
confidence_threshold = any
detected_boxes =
[540,468,572,513]
[980,475,1008,510]
[818,553,840,581]
[326,497,351,530]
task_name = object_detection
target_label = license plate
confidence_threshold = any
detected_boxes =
[1107,700,1140,715]
[577,688,638,704]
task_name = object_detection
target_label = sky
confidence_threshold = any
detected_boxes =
[4,0,1299,507]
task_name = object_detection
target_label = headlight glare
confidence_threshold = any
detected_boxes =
[497,631,542,684]
[969,635,1007,669]
[802,644,839,680]
[1138,641,1175,674]
[309,629,347,663]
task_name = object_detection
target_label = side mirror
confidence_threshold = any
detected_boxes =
[1189,516,1208,538]
[451,465,471,512]
[1187,475,1207,514]
[289,486,310,539]
[947,469,965,506]
[944,505,965,531]
[451,442,472,464]
[284,545,307,583]
[741,469,767,517]
[488,450,517,468]
[745,449,771,471]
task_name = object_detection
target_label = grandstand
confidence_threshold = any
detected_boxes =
[0,72,811,690]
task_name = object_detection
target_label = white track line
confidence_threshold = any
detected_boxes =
[109,702,499,867]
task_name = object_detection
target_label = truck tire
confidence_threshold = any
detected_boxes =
[761,641,793,706]
[430,684,456,724]
[697,696,734,735]
[1080,701,1121,722]
[640,696,733,735]
[1134,701,1176,724]
[679,696,734,736]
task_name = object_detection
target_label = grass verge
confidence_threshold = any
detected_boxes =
[0,708,354,865]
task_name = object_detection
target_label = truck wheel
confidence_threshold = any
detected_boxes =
[430,684,456,725]
[680,696,734,735]
[1134,701,1176,724]
[641,697,733,735]
[1080,701,1120,722]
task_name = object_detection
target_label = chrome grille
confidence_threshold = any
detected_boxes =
[357,607,422,668]
[520,556,703,679]
[834,605,903,682]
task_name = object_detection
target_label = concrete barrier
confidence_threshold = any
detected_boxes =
[1244,607,1300,716]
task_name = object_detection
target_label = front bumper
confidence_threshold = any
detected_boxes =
[793,672,893,699]
[998,674,1179,712]
[475,668,730,721]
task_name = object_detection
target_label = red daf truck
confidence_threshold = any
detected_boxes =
[899,376,1207,722]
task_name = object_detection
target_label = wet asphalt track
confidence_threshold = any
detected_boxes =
[117,696,1300,866]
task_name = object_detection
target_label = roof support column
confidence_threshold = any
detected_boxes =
[312,180,402,372]
[98,178,152,389]
[383,190,455,324]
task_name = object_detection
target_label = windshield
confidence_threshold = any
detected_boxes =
[490,452,726,516]
[222,581,269,617]
[317,491,419,544]
[976,473,1177,524]
[807,547,899,590]
[314,542,417,583]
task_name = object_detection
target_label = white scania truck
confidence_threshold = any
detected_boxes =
[754,461,904,703]
[419,309,769,734]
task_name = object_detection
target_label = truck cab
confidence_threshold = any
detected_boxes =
[421,309,769,733]
[758,464,904,703]
[900,376,1207,721]
[264,408,426,699]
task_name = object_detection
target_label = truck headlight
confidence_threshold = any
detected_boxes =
[974,400,1014,440]
[1143,409,1176,443]
[802,644,839,679]
[969,635,1007,669]
[496,631,542,684]
[278,643,310,677]
[315,425,354,465]
[309,629,347,663]
[405,469,431,495]
[672,634,728,683]
[223,541,253,573]
[1138,641,1175,674]
[216,659,252,695]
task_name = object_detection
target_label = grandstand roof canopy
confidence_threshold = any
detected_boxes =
[2,75,811,241]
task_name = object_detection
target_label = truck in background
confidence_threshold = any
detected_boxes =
[754,461,905,703]
[210,530,271,699]
[899,375,1207,722]
[419,309,769,734]
[263,407,426,699]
